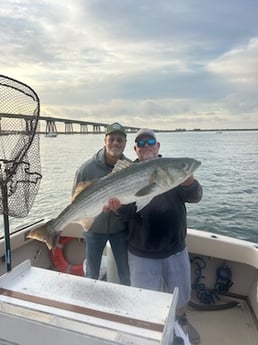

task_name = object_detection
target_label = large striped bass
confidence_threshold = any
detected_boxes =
[26,157,201,249]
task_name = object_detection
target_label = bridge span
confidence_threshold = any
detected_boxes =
[0,113,143,135]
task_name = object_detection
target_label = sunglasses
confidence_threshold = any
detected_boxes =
[136,138,156,148]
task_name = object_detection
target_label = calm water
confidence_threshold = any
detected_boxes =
[1,131,258,243]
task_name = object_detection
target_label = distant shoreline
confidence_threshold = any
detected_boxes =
[151,128,258,133]
[1,128,257,136]
[40,128,258,134]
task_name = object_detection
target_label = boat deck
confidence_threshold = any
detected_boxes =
[187,296,258,345]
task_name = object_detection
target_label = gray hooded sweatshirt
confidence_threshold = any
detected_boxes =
[72,147,130,234]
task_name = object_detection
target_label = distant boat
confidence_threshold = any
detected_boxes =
[45,131,58,138]
[216,131,223,134]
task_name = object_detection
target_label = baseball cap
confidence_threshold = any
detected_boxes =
[105,122,126,136]
[135,128,156,142]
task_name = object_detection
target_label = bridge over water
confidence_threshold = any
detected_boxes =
[0,113,145,135]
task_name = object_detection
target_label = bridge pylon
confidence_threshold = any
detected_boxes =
[93,124,101,133]
[65,122,73,134]
[45,120,57,135]
[80,124,88,133]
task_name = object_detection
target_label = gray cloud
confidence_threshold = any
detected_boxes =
[1,0,258,130]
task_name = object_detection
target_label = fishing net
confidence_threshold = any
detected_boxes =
[0,75,42,218]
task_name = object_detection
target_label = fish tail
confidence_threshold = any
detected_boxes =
[26,220,60,250]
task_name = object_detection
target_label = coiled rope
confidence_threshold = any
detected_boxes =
[190,256,238,310]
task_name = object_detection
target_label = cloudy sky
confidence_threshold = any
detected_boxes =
[1,0,258,130]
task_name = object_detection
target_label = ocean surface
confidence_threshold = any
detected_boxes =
[1,130,257,243]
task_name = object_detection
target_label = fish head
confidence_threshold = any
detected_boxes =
[151,157,201,189]
[135,157,201,212]
[180,157,201,175]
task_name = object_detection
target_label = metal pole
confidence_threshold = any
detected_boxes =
[1,183,12,271]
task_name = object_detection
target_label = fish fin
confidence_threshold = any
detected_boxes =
[26,220,60,250]
[72,181,94,202]
[135,182,158,197]
[134,181,162,211]
[112,159,132,173]
[136,197,154,212]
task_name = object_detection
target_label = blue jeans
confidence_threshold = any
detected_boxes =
[84,231,130,285]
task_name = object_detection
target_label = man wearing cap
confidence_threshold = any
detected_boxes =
[72,122,131,285]
[105,128,202,344]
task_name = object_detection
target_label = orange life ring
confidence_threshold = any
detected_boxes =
[50,236,84,276]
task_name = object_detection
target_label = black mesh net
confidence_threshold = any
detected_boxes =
[0,75,42,218]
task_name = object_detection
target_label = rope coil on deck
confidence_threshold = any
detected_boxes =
[189,256,238,310]
[50,236,84,276]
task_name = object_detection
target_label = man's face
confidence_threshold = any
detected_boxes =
[134,136,160,161]
[105,132,127,157]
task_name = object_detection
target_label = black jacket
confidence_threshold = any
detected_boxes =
[117,179,202,258]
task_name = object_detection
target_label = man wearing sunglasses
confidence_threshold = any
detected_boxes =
[105,128,202,344]
[134,129,160,161]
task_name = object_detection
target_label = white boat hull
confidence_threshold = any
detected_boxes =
[0,221,257,344]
